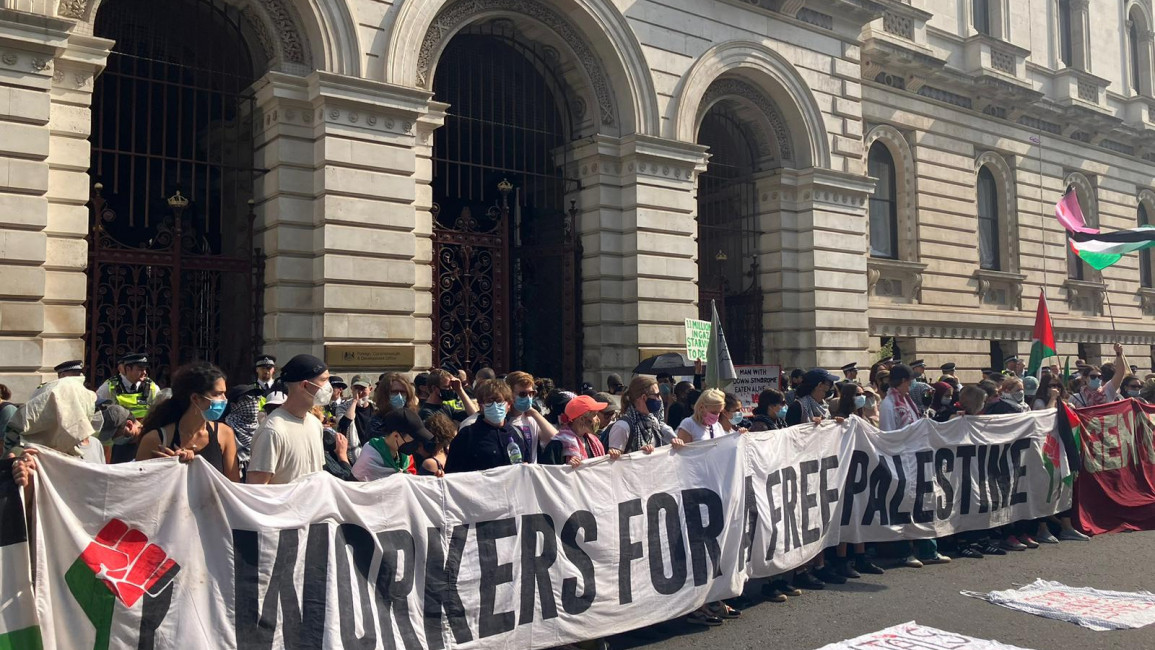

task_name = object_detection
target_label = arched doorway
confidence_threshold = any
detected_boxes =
[430,27,581,384]
[86,0,263,387]
[696,105,764,365]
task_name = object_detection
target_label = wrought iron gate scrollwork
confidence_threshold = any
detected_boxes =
[431,194,510,377]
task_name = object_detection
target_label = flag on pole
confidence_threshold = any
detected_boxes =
[1067,226,1155,270]
[1063,356,1071,383]
[705,299,736,390]
[1054,188,1097,234]
[1026,289,1057,377]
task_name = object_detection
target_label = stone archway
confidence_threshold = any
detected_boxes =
[385,0,659,137]
[56,0,359,75]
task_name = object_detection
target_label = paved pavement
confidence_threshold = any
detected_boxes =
[609,531,1155,649]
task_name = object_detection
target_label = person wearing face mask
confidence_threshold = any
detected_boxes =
[984,378,1029,415]
[504,371,558,463]
[859,387,881,426]
[549,395,609,467]
[929,382,958,423]
[417,413,456,476]
[136,362,240,481]
[720,392,749,434]
[878,364,924,431]
[786,369,839,426]
[445,379,526,473]
[676,389,727,443]
[419,369,478,423]
[1071,343,1126,407]
[832,382,866,419]
[1122,376,1145,402]
[246,354,329,484]
[606,376,673,457]
[352,409,430,481]
[750,389,789,431]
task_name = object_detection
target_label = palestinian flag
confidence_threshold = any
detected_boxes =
[1026,289,1056,377]
[0,459,43,650]
[1068,225,1155,270]
[1043,402,1082,503]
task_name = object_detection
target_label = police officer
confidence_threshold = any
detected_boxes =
[909,360,931,409]
[94,353,160,420]
[54,360,85,379]
[1002,356,1020,378]
[841,362,859,383]
[255,354,277,393]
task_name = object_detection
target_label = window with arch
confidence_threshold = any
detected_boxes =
[974,0,992,36]
[977,166,1001,270]
[1058,0,1073,66]
[868,141,899,259]
[1129,6,1153,95]
[1141,202,1153,288]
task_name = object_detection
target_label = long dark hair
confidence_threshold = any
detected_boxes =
[141,361,226,432]
[833,382,860,418]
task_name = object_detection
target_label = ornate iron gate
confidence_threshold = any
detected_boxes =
[432,191,511,377]
[430,31,582,384]
[85,0,262,387]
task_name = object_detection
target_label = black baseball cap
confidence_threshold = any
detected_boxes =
[378,409,433,443]
[280,354,327,383]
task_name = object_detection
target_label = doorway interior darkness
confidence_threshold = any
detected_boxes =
[431,29,582,386]
[697,106,763,365]
[86,0,262,387]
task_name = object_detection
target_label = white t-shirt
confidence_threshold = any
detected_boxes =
[508,412,542,463]
[677,417,724,442]
[248,408,324,484]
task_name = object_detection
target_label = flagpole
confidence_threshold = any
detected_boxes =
[1031,134,1054,369]
[1104,287,1119,335]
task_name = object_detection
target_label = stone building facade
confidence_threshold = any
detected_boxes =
[0,0,1153,395]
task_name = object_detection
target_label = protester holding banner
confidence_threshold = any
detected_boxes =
[831,382,865,419]
[246,354,328,485]
[676,389,728,442]
[505,371,557,463]
[606,376,670,458]
[445,378,527,472]
[136,362,241,482]
[749,388,787,431]
[984,378,1028,415]
[929,382,957,422]
[352,409,428,480]
[551,394,608,467]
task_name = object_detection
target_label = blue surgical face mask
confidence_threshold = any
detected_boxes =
[854,395,866,410]
[659,383,672,396]
[645,398,663,415]
[389,393,406,410]
[776,406,788,419]
[514,396,534,413]
[483,401,507,425]
[729,412,743,426]
[1089,378,1102,390]
[202,397,227,422]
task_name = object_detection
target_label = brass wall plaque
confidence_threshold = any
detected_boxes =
[324,345,416,369]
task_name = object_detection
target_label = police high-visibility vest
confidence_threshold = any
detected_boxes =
[106,377,154,420]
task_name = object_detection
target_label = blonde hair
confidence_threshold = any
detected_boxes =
[692,388,726,425]
[998,377,1023,393]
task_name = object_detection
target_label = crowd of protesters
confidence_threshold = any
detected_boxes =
[1,340,1142,633]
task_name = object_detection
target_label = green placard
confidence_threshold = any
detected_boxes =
[684,318,712,362]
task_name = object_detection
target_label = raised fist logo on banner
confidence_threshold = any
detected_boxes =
[78,519,179,607]
[65,519,180,650]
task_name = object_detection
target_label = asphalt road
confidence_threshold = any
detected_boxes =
[608,531,1155,650]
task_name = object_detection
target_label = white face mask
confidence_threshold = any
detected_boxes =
[309,380,333,407]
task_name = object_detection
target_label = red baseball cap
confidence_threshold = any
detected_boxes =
[564,394,608,422]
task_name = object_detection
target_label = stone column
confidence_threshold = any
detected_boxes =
[602,135,708,384]
[306,73,435,375]
[45,33,112,378]
[0,9,108,395]
[762,168,874,370]
[251,72,320,362]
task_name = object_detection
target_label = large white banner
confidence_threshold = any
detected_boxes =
[18,412,1070,649]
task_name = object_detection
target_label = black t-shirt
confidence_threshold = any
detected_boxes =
[666,401,691,427]
[419,401,464,423]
